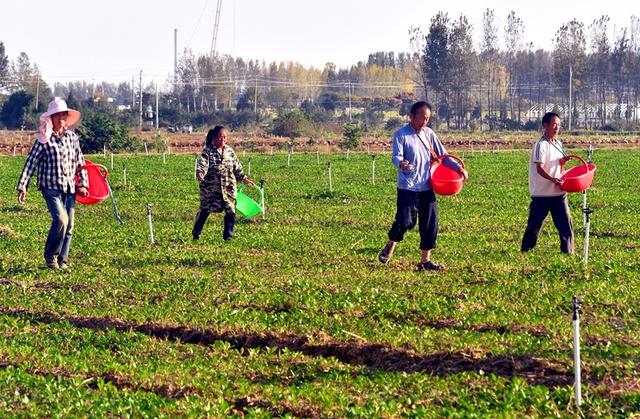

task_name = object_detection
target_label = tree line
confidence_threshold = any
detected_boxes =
[2,9,640,144]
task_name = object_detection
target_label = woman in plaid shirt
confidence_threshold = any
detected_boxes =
[16,98,89,269]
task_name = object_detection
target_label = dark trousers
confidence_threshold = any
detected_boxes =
[192,209,236,240]
[521,195,574,254]
[388,188,438,250]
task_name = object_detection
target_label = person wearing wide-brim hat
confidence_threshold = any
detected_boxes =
[16,98,90,269]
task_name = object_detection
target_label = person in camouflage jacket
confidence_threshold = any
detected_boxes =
[192,126,254,241]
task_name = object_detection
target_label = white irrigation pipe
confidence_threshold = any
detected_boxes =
[287,149,291,167]
[123,167,127,186]
[194,157,198,180]
[110,153,114,170]
[146,204,155,244]
[144,142,149,155]
[247,158,252,177]
[163,152,166,165]
[103,144,106,157]
[371,155,376,185]
[328,161,333,193]
[572,296,583,408]
[317,149,320,164]
[583,144,593,266]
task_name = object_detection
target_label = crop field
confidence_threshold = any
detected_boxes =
[0,147,638,416]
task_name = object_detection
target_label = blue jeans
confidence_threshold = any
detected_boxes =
[41,189,76,263]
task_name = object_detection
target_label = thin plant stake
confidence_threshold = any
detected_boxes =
[328,161,333,193]
[146,204,155,244]
[572,296,583,408]
[371,155,376,185]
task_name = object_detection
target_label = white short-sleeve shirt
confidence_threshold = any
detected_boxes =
[528,136,566,197]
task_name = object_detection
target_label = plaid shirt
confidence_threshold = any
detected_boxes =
[16,130,88,193]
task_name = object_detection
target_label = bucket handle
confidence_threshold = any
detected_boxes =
[77,163,109,179]
[563,154,588,171]
[238,183,264,208]
[432,153,465,169]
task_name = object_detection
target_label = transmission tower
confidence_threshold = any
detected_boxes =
[210,0,223,57]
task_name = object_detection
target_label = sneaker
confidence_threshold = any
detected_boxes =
[417,260,442,271]
[46,260,59,269]
[58,261,68,270]
[378,243,394,264]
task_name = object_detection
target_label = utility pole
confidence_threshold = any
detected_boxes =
[568,64,573,131]
[34,73,40,111]
[155,82,159,130]
[348,81,352,121]
[174,29,178,86]
[139,70,143,131]
[254,76,258,116]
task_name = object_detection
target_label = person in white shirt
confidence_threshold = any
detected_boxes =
[521,112,573,254]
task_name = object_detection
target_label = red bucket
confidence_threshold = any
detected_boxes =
[75,159,110,205]
[560,154,596,193]
[430,154,466,196]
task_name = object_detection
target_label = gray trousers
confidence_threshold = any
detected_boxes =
[521,195,574,254]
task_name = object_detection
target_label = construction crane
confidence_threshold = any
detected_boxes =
[210,0,223,57]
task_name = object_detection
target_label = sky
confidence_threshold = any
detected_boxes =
[1,0,637,87]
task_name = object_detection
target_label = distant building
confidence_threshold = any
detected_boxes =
[526,103,640,127]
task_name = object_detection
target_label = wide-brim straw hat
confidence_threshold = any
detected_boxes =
[41,98,81,128]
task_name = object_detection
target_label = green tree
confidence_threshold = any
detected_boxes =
[342,121,361,149]
[77,112,137,153]
[0,90,33,129]
[270,110,311,138]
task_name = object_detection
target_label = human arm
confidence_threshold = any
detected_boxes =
[195,150,210,182]
[432,133,468,180]
[75,135,89,197]
[392,134,412,170]
[535,162,564,185]
[16,142,44,202]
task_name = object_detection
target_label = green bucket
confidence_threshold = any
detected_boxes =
[236,184,264,218]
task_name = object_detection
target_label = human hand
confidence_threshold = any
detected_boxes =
[77,186,89,197]
[17,190,26,204]
[196,171,205,182]
[459,168,469,181]
[399,160,411,170]
[243,178,254,188]
[552,177,564,185]
[560,156,571,165]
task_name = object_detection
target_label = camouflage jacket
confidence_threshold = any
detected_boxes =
[196,145,245,213]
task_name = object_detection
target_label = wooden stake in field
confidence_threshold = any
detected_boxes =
[146,203,155,244]
[103,144,106,157]
[144,142,149,155]
[194,156,198,180]
[247,158,252,177]
[270,146,274,155]
[12,145,16,157]
[110,153,114,170]
[346,149,350,159]
[328,161,333,193]
[371,155,376,185]
[367,143,371,154]
[287,148,291,167]
[163,152,166,165]
[123,167,127,186]
[316,148,320,164]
